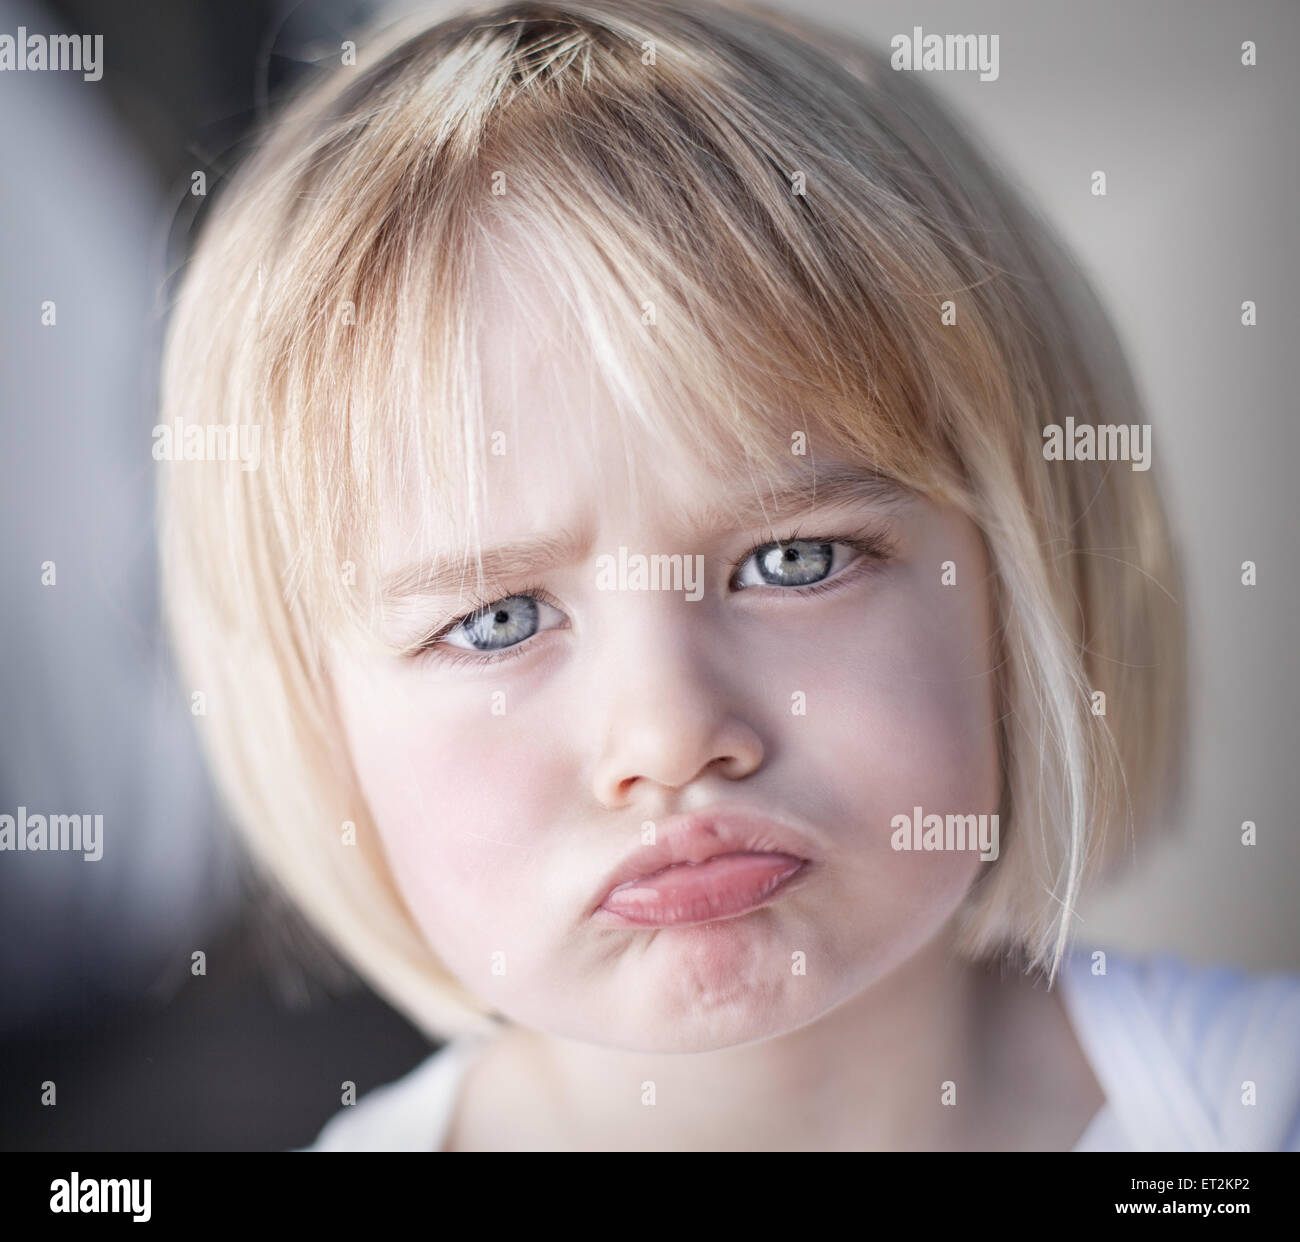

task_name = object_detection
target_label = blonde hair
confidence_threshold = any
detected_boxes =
[158,0,1186,1040]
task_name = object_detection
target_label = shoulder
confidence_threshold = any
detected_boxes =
[1059,947,1300,1150]
[295,1037,491,1152]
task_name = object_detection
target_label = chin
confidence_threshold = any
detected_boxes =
[582,931,836,1053]
[603,995,831,1055]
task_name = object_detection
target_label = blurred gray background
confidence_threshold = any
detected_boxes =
[0,0,1295,1150]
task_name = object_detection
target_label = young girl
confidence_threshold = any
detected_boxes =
[157,0,1300,1151]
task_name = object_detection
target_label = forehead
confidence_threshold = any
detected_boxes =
[376,386,799,574]
[374,239,809,559]
[360,220,923,601]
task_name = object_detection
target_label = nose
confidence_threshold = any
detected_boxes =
[587,599,765,809]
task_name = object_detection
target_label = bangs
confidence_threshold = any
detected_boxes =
[234,2,989,639]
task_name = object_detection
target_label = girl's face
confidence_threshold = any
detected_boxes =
[328,287,1002,1054]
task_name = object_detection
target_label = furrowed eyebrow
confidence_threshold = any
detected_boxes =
[381,530,588,602]
[685,465,912,536]
[380,466,910,603]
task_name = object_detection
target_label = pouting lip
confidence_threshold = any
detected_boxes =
[589,805,820,917]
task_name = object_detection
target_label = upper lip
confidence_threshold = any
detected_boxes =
[590,804,820,914]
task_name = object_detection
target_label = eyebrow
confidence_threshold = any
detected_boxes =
[380,465,910,602]
[689,465,911,536]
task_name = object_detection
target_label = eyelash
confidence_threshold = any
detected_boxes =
[412,581,565,671]
[410,526,896,670]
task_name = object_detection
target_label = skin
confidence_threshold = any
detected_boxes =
[325,263,1105,1151]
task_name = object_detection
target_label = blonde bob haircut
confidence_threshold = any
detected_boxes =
[159,0,1186,1041]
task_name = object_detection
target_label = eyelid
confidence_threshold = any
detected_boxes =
[405,581,559,655]
[729,522,899,589]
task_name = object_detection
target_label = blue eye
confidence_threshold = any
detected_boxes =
[441,593,563,653]
[733,539,842,589]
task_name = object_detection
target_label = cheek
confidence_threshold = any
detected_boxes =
[789,549,999,924]
[330,665,564,935]
[839,544,1000,810]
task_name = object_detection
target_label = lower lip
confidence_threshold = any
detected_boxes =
[595,852,809,928]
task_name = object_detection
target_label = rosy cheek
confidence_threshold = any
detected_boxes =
[783,558,998,896]
[839,618,991,778]
[340,676,560,905]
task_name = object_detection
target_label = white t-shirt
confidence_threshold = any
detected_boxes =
[301,947,1300,1151]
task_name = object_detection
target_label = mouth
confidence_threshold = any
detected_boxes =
[589,805,820,929]
[593,852,810,928]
